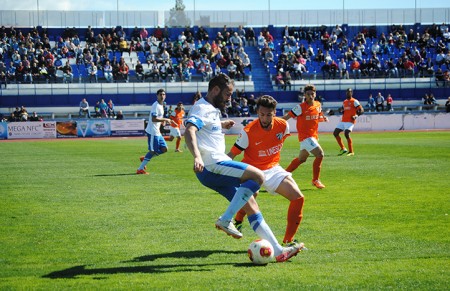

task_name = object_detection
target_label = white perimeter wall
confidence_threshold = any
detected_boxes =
[224,113,450,135]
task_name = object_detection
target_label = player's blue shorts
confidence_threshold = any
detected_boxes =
[147,133,167,154]
[196,160,248,202]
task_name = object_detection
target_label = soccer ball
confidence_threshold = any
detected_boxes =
[247,239,274,265]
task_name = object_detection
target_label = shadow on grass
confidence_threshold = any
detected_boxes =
[42,250,251,279]
[93,173,136,177]
[124,250,244,262]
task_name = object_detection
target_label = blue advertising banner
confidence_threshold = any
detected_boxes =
[77,119,111,137]
[0,122,7,139]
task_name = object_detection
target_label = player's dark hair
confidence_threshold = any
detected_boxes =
[208,73,234,92]
[157,88,165,95]
[304,84,316,92]
[256,95,277,111]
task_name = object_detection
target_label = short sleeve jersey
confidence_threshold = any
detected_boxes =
[185,98,230,166]
[170,108,185,128]
[230,117,289,170]
[342,98,361,124]
[288,101,323,141]
[145,100,164,136]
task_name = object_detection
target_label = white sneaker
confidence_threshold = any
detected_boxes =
[276,242,305,262]
[215,217,243,239]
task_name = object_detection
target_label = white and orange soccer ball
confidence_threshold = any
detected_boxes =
[247,239,274,265]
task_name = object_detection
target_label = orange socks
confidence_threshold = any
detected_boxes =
[286,157,302,173]
[335,135,345,150]
[283,196,304,244]
[347,137,353,153]
[312,156,323,181]
[234,208,246,222]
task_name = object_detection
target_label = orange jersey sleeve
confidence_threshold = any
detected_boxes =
[170,108,185,128]
[289,101,323,141]
[233,117,289,170]
[342,98,361,123]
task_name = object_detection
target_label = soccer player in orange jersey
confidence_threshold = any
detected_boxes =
[228,95,304,245]
[283,84,328,189]
[168,101,185,152]
[333,88,364,156]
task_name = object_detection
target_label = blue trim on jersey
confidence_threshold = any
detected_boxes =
[216,160,248,170]
[186,116,204,131]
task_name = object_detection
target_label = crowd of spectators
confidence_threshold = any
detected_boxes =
[0,105,43,122]
[78,97,117,118]
[269,23,450,88]
[0,24,253,85]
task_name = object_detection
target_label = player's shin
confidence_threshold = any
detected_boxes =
[312,157,323,181]
[221,180,259,221]
[286,157,302,172]
[283,196,304,244]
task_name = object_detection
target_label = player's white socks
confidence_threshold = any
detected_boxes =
[138,153,153,170]
[248,212,283,256]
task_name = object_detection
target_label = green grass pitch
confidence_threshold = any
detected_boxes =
[1,131,449,290]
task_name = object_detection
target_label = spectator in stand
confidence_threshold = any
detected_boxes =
[275,70,285,90]
[88,62,98,83]
[0,62,6,89]
[117,62,129,82]
[79,98,91,118]
[135,60,144,82]
[29,111,41,122]
[257,32,266,48]
[35,63,46,83]
[61,60,73,83]
[435,51,445,66]
[283,70,292,91]
[118,37,128,53]
[246,27,256,47]
[147,60,160,82]
[263,47,274,65]
[386,94,394,112]
[227,61,238,80]
[338,58,349,79]
[350,58,361,79]
[22,62,33,84]
[230,32,243,48]
[103,60,113,83]
[7,62,16,84]
[403,58,415,77]
[116,110,124,120]
[435,68,445,87]
[196,26,209,41]
[386,58,399,78]
[375,92,385,112]
[20,106,28,121]
[140,27,148,41]
[107,99,115,118]
[367,94,376,112]
[99,99,108,118]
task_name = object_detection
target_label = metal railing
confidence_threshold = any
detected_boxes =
[0,80,254,96]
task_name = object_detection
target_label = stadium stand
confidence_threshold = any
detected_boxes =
[0,23,449,119]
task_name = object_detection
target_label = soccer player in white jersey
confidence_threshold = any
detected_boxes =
[137,88,176,174]
[184,74,304,262]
